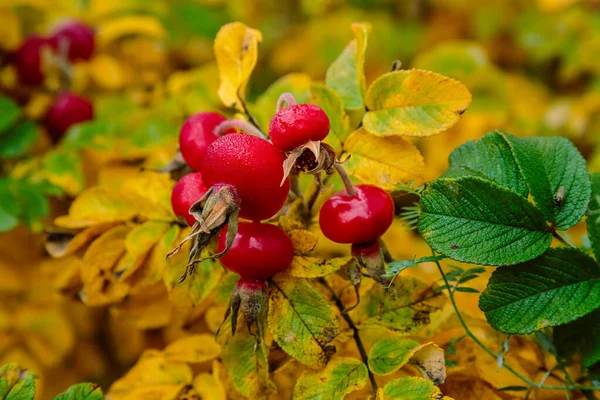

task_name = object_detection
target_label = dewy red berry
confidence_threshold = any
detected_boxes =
[50,20,95,61]
[179,112,232,171]
[217,222,293,281]
[171,172,208,226]
[269,103,330,151]
[45,92,94,140]
[201,133,290,221]
[14,35,50,86]
[319,184,394,245]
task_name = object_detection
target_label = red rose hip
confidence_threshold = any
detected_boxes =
[171,172,208,226]
[50,20,95,61]
[179,112,231,171]
[45,92,94,139]
[319,184,394,245]
[269,104,330,151]
[217,222,293,281]
[201,133,290,221]
[14,35,50,86]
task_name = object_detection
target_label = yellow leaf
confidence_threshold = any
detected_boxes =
[164,334,221,364]
[343,128,425,190]
[89,54,127,90]
[45,222,119,258]
[294,357,368,399]
[96,15,165,48]
[193,361,226,400]
[214,22,262,110]
[0,9,21,51]
[110,284,173,329]
[290,229,319,254]
[363,69,472,137]
[123,172,175,222]
[289,255,353,278]
[119,221,171,281]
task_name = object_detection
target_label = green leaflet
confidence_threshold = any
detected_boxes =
[368,337,420,376]
[0,121,37,159]
[53,383,104,400]
[0,95,20,133]
[479,248,600,334]
[554,308,600,369]
[419,176,551,266]
[293,357,368,400]
[381,376,443,399]
[310,84,351,152]
[587,172,600,262]
[500,132,591,230]
[0,363,37,400]
[443,131,528,197]
[268,276,339,369]
[325,23,369,110]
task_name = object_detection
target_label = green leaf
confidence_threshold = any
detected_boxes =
[442,131,528,197]
[381,376,443,399]
[554,308,600,369]
[500,132,591,230]
[221,333,275,398]
[325,22,369,110]
[363,69,472,137]
[268,275,339,369]
[479,248,600,334]
[351,277,445,333]
[42,148,85,196]
[0,121,37,158]
[418,176,552,266]
[53,383,104,400]
[293,357,368,400]
[368,338,420,376]
[310,84,351,152]
[587,172,600,262]
[0,95,20,133]
[0,363,37,400]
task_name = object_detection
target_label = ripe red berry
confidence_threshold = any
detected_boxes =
[201,134,290,221]
[179,112,232,171]
[319,184,395,245]
[50,20,95,61]
[14,35,50,86]
[217,222,293,281]
[171,172,208,226]
[269,104,330,151]
[45,92,94,139]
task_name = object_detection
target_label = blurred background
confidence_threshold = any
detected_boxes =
[1,0,600,398]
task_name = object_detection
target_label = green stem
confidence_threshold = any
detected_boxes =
[431,249,600,393]
[334,163,356,196]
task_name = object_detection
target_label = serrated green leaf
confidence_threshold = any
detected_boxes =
[293,357,368,400]
[289,255,352,278]
[381,377,442,399]
[554,308,600,368]
[221,333,275,399]
[351,277,445,333]
[442,131,528,197]
[0,363,37,400]
[53,382,104,400]
[325,22,369,110]
[363,69,472,137]
[479,248,600,334]
[310,84,351,152]
[500,132,591,230]
[268,275,339,368]
[0,95,20,133]
[0,121,37,159]
[587,173,600,262]
[419,176,552,266]
[368,338,420,376]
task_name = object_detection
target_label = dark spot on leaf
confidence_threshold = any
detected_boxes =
[450,244,459,249]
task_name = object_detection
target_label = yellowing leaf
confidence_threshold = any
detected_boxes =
[268,275,339,368]
[119,221,171,281]
[89,54,127,90]
[193,361,226,400]
[0,363,36,399]
[381,376,443,399]
[164,334,221,364]
[123,172,175,222]
[289,256,353,278]
[0,9,21,52]
[343,128,425,190]
[290,230,319,254]
[214,22,262,111]
[109,284,173,329]
[326,22,370,110]
[96,15,165,48]
[311,84,351,152]
[293,357,368,399]
[363,69,472,137]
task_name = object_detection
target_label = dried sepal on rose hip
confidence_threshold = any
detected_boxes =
[269,93,337,187]
[168,129,290,282]
[215,222,293,346]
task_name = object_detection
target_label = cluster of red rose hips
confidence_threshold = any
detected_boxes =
[169,93,394,335]
[11,19,95,140]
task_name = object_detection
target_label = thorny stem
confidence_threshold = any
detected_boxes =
[215,119,267,139]
[431,249,600,393]
[276,92,297,111]
[552,230,576,248]
[334,163,356,196]
[318,278,378,394]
